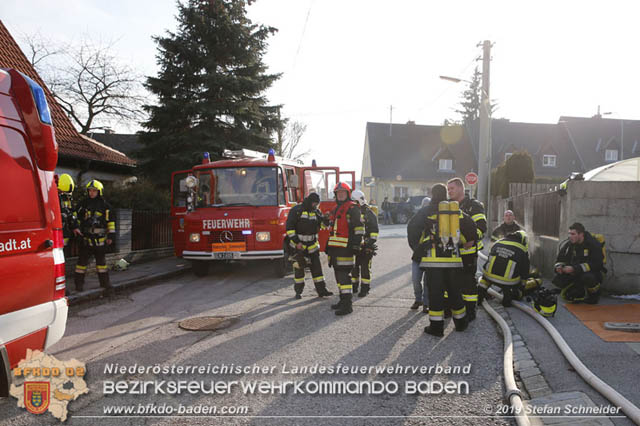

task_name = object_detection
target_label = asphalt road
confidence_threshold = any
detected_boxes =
[0,224,574,425]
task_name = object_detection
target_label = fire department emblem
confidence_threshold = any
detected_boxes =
[24,382,50,414]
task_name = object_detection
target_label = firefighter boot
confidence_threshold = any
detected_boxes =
[453,315,469,332]
[74,272,85,293]
[424,320,444,337]
[465,302,476,322]
[335,294,353,316]
[331,296,342,310]
[314,282,334,297]
[294,283,304,299]
[358,283,370,298]
[98,273,114,297]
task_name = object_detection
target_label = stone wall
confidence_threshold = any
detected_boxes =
[559,181,640,294]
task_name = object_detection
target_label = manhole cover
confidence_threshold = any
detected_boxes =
[179,316,238,331]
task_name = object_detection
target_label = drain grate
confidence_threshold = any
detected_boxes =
[178,316,238,331]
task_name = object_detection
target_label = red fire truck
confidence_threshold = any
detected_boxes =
[170,149,355,277]
[0,69,67,396]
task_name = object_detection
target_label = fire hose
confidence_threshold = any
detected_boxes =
[478,251,640,424]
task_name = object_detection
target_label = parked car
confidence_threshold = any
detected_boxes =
[0,69,67,396]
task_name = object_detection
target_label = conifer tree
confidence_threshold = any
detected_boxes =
[139,0,284,183]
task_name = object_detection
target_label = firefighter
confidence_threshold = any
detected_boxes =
[285,192,333,299]
[350,190,379,297]
[326,182,365,316]
[420,184,477,337]
[56,173,76,249]
[552,222,603,304]
[72,180,115,295]
[478,230,530,307]
[491,210,522,242]
[447,177,487,321]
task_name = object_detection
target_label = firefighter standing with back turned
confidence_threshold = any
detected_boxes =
[447,177,487,321]
[420,184,477,336]
[350,190,379,298]
[73,180,116,295]
[285,192,334,299]
[326,182,365,316]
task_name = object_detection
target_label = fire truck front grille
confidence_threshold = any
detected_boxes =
[209,230,247,243]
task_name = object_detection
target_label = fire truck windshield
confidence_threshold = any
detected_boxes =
[197,166,280,207]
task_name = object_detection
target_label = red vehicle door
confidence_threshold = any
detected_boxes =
[170,170,191,257]
[299,167,340,250]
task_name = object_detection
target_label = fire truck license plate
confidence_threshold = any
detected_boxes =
[214,252,235,260]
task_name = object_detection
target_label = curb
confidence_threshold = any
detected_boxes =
[490,302,554,399]
[66,266,192,306]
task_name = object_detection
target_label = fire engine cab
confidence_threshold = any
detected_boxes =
[0,69,67,396]
[170,149,355,277]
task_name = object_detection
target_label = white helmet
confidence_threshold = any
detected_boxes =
[351,189,367,205]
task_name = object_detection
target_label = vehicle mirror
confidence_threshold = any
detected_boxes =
[288,174,299,188]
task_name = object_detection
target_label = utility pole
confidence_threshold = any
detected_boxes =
[389,105,393,136]
[477,40,492,228]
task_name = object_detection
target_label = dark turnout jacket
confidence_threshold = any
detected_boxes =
[555,231,604,281]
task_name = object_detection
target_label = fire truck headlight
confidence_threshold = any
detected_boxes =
[256,232,271,242]
[189,233,201,243]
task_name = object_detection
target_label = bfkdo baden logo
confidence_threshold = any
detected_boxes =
[24,381,51,414]
[10,349,89,422]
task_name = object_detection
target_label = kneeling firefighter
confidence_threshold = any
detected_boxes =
[478,230,531,307]
[350,190,379,297]
[326,182,365,316]
[419,184,477,337]
[73,180,116,295]
[285,192,333,299]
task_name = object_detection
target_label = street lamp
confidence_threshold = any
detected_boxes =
[601,112,624,161]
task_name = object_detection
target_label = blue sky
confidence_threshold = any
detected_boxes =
[3,0,640,176]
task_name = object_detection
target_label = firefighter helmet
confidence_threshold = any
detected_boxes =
[57,173,75,193]
[351,189,366,205]
[510,230,529,251]
[532,288,557,317]
[333,181,352,197]
[86,179,104,196]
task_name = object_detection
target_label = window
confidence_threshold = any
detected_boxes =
[0,127,43,229]
[439,158,453,170]
[197,167,279,207]
[605,149,618,162]
[394,186,408,201]
[505,152,513,161]
[542,154,557,167]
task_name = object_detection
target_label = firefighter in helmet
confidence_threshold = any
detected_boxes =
[285,192,333,299]
[72,180,116,295]
[326,182,365,316]
[56,173,76,249]
[350,189,379,297]
[478,230,531,307]
[419,183,476,337]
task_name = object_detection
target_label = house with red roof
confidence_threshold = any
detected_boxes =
[0,20,136,186]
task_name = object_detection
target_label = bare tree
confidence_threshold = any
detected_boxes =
[22,34,146,134]
[276,120,310,161]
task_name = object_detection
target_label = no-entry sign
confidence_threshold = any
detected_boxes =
[465,172,478,185]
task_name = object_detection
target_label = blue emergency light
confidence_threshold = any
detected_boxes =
[203,152,210,159]
[21,73,52,125]
[242,230,252,235]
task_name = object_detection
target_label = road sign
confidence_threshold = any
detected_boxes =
[465,172,478,186]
